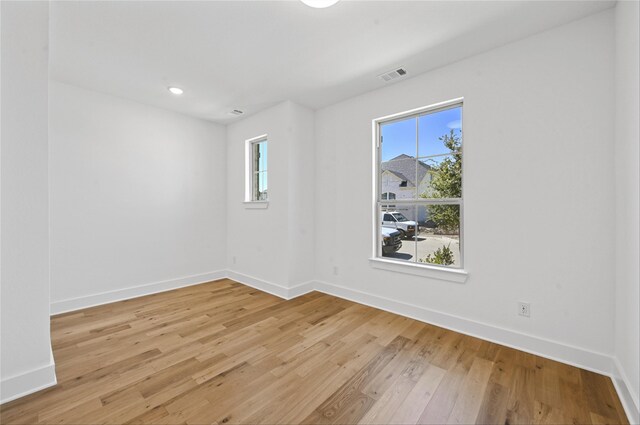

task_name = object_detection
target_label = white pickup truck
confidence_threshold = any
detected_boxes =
[382,211,418,239]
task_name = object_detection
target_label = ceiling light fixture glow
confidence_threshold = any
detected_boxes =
[300,0,339,8]
[168,87,184,95]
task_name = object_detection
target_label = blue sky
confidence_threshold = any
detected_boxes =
[257,141,267,171]
[381,106,461,162]
[256,141,268,192]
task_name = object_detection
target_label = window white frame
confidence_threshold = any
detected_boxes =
[244,134,268,206]
[371,98,467,282]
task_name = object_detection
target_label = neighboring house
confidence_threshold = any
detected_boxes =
[381,154,432,223]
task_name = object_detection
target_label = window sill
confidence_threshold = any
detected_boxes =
[243,201,269,209]
[369,257,468,283]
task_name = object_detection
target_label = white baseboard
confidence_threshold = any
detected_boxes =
[612,357,640,424]
[1,348,57,405]
[50,270,227,315]
[287,280,316,298]
[314,280,614,375]
[226,270,314,300]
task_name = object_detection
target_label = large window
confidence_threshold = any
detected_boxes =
[246,136,268,202]
[375,99,463,269]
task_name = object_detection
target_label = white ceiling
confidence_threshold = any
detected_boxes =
[50,0,614,123]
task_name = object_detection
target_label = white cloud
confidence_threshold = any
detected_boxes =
[447,119,461,129]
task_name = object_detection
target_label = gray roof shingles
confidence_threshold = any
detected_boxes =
[381,154,430,188]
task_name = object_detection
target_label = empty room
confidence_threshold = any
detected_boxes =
[1,0,639,423]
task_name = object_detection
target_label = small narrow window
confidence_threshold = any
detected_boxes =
[245,136,268,202]
[382,192,396,200]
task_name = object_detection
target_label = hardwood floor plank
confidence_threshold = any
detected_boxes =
[580,369,628,424]
[303,336,410,424]
[358,375,418,424]
[417,362,468,424]
[558,373,593,425]
[474,381,509,424]
[533,400,566,425]
[0,279,629,424]
[446,357,493,424]
[387,364,447,425]
[124,405,170,425]
[505,365,536,424]
[534,357,563,410]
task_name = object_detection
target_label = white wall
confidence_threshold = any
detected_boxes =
[614,0,640,419]
[0,1,56,403]
[314,10,616,358]
[49,81,227,312]
[287,103,315,287]
[226,101,315,293]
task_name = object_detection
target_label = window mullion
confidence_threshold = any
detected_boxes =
[377,198,461,205]
[415,117,419,199]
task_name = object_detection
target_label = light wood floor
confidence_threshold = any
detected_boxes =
[0,279,628,424]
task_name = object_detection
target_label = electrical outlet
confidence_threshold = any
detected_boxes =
[518,302,531,317]
[232,256,237,265]
[333,266,339,276]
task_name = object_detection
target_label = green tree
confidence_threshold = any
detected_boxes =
[421,129,461,233]
[419,243,455,266]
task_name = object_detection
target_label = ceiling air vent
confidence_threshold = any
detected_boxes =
[229,109,244,116]
[378,67,407,82]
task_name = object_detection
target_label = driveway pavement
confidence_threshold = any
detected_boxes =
[386,229,460,266]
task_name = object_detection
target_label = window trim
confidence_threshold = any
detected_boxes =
[369,257,468,283]
[244,134,268,204]
[372,98,466,278]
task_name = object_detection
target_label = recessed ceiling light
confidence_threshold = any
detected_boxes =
[300,0,339,8]
[168,87,184,95]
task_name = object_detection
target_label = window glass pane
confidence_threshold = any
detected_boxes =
[418,106,462,158]
[420,154,462,199]
[252,170,258,201]
[381,117,416,162]
[255,171,268,200]
[258,141,267,171]
[416,204,461,268]
[380,204,417,262]
[250,140,268,201]
[253,143,260,171]
[381,156,418,200]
